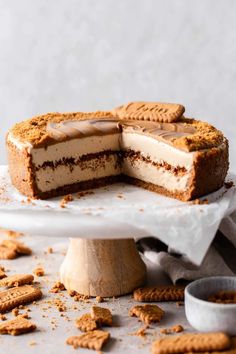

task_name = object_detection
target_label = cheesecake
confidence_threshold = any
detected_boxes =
[6,102,229,201]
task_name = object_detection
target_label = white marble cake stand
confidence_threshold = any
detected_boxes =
[0,166,236,297]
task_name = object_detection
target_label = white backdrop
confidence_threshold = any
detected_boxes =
[0,0,235,171]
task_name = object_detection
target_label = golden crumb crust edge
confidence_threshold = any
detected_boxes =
[8,111,112,148]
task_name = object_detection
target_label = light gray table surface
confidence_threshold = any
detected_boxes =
[0,234,192,354]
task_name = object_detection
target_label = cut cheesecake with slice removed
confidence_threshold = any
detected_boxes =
[6,102,229,201]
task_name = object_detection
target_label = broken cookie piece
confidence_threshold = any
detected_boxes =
[129,304,164,324]
[66,330,110,350]
[91,306,112,326]
[0,274,34,288]
[75,313,97,332]
[0,239,32,260]
[0,246,17,260]
[1,239,32,255]
[0,316,36,335]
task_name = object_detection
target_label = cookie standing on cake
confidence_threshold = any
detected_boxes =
[6,102,228,201]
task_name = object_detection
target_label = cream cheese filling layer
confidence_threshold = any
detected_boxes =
[35,155,121,192]
[121,132,194,170]
[8,131,197,193]
[31,134,120,166]
[36,157,190,193]
[27,132,195,170]
[123,159,190,191]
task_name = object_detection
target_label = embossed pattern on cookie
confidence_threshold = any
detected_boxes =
[0,285,42,313]
[75,313,97,332]
[66,330,110,350]
[91,306,112,326]
[113,102,185,123]
[0,274,34,288]
[0,316,36,335]
[134,285,185,302]
[152,332,231,354]
[129,304,164,324]
[187,338,236,354]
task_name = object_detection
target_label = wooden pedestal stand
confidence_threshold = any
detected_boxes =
[60,238,147,297]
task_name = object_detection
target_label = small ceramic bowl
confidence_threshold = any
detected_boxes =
[185,276,236,335]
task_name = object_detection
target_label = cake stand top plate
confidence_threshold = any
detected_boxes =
[0,165,235,265]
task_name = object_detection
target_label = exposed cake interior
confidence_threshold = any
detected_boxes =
[7,118,201,195]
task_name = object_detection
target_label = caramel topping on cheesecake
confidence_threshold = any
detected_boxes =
[120,120,196,148]
[7,104,224,152]
[46,119,196,148]
[120,118,224,151]
[8,111,112,148]
[47,119,120,141]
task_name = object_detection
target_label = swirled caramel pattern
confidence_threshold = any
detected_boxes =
[46,118,196,148]
[120,120,196,142]
[47,119,120,140]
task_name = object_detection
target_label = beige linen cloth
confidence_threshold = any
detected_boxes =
[139,211,236,283]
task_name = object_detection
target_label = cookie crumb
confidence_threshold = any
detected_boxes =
[208,290,236,304]
[33,267,44,277]
[190,198,208,205]
[224,181,234,189]
[172,324,184,333]
[77,191,94,199]
[51,298,67,312]
[12,308,19,317]
[60,194,73,208]
[160,324,184,334]
[50,281,65,293]
[73,293,90,303]
[96,296,104,303]
[133,325,149,338]
[29,341,36,346]
[67,289,76,297]
[19,313,30,319]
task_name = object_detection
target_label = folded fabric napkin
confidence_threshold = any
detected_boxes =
[138,211,236,283]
